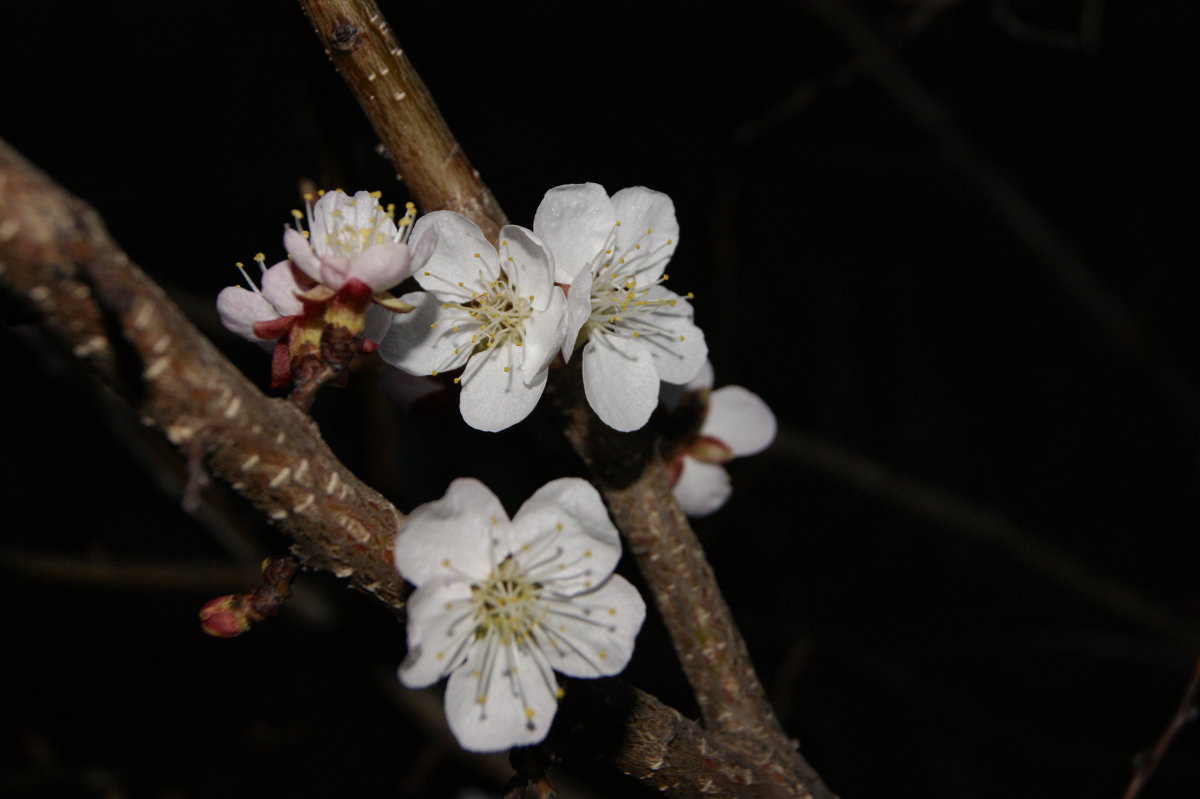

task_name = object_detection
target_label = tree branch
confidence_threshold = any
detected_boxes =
[296,0,508,242]
[0,136,829,799]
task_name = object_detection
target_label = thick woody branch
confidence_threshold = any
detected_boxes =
[0,137,406,609]
[297,0,508,242]
[551,364,833,798]
[291,0,831,791]
[0,137,821,799]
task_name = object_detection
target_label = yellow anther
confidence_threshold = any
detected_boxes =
[369,190,382,198]
[662,274,669,280]
[429,323,437,329]
[500,239,507,246]
[303,193,314,201]
[503,366,511,372]
[458,281,465,287]
[291,209,303,220]
[431,370,438,376]
[632,332,640,338]
[615,220,622,227]
[453,377,461,384]
[635,243,641,249]
[679,335,686,341]
[441,558,450,567]
[524,707,536,719]
[554,686,565,699]
[424,271,431,276]
[647,227,653,234]
[473,253,481,258]
[666,239,673,244]
[597,650,607,660]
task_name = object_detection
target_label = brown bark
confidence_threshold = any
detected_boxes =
[0,136,834,799]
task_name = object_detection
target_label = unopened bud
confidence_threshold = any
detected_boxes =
[199,595,252,638]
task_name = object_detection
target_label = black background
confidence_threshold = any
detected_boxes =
[3,1,1199,797]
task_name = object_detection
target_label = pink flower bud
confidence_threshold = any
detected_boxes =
[199,595,251,638]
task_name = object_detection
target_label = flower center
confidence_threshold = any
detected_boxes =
[470,555,544,646]
[291,190,416,257]
[582,224,690,345]
[464,272,531,350]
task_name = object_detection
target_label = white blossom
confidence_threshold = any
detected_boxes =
[663,362,777,517]
[216,254,305,343]
[534,183,707,431]
[395,478,646,753]
[283,189,417,295]
[378,212,566,432]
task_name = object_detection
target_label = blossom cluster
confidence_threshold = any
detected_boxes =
[379,183,708,432]
[217,190,423,387]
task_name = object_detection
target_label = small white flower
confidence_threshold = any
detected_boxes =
[663,362,777,517]
[395,478,646,753]
[216,254,305,343]
[534,183,707,431]
[378,212,567,432]
[284,189,416,294]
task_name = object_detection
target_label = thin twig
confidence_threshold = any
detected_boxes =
[773,427,1200,650]
[0,549,253,591]
[0,135,828,799]
[1121,656,1200,799]
[803,0,1200,431]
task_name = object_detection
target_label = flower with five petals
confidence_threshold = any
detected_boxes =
[394,477,646,752]
[533,183,707,431]
[379,212,566,432]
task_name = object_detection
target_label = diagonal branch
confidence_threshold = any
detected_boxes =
[0,136,828,799]
[293,0,831,786]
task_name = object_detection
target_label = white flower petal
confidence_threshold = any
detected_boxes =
[519,286,566,385]
[497,225,553,311]
[533,183,617,284]
[350,242,411,291]
[283,227,321,281]
[541,574,645,678]
[377,291,475,376]
[362,304,392,344]
[260,261,304,317]
[216,286,278,341]
[641,287,707,384]
[705,386,777,456]
[460,345,546,432]
[610,187,678,283]
[582,335,659,432]
[672,457,732,517]
[411,212,497,298]
[561,268,592,361]
[393,477,507,586]
[398,577,475,689]
[510,477,621,587]
[350,190,397,239]
[444,639,559,752]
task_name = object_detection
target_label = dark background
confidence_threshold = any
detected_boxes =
[3,1,1199,797]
